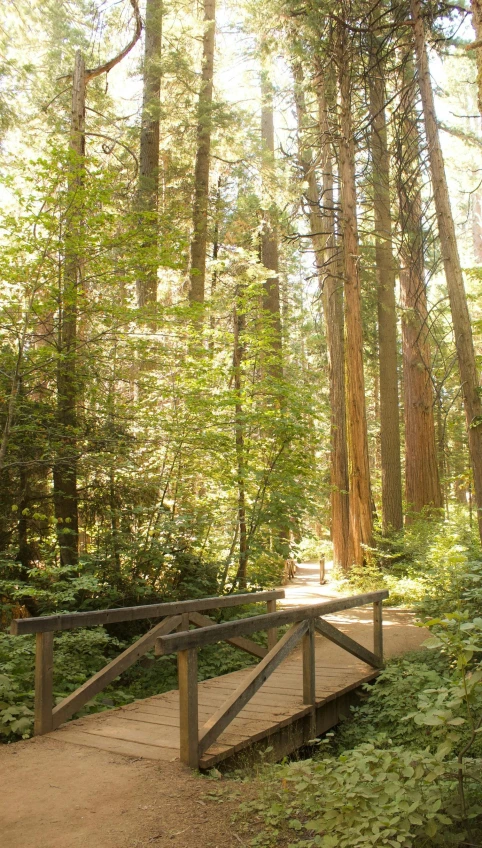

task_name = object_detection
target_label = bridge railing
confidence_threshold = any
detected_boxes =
[10,589,285,737]
[154,590,389,768]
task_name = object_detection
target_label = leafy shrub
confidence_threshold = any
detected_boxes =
[294,536,325,562]
[241,744,452,848]
[333,650,451,753]
[248,552,286,588]
[0,628,131,741]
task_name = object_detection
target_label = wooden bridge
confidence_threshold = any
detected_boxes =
[10,584,395,769]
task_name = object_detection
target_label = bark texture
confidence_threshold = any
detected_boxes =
[396,53,442,516]
[189,0,216,305]
[233,295,247,589]
[54,51,84,567]
[137,0,163,307]
[337,26,373,566]
[260,62,282,362]
[369,50,403,533]
[469,0,482,115]
[294,62,349,571]
[54,10,142,567]
[411,0,482,541]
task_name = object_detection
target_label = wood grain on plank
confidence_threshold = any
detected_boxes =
[198,621,308,756]
[34,632,54,736]
[52,614,183,730]
[11,589,285,634]
[189,610,267,658]
[155,591,389,655]
[314,618,382,668]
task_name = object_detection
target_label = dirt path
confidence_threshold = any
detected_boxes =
[0,563,427,848]
[0,736,241,848]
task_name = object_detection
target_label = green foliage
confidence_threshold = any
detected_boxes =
[332,651,452,753]
[405,613,482,820]
[0,627,130,741]
[240,745,453,848]
[334,512,482,615]
[248,553,286,588]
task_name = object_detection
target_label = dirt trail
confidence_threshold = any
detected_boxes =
[0,563,427,848]
[0,736,239,848]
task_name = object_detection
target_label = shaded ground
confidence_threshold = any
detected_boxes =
[0,736,241,848]
[0,562,427,848]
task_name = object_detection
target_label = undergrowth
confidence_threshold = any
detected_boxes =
[233,510,482,848]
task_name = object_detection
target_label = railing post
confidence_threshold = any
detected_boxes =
[302,619,316,705]
[303,618,316,740]
[34,632,54,736]
[267,598,277,651]
[178,647,199,768]
[373,600,383,665]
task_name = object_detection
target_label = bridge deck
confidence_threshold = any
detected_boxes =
[50,592,424,769]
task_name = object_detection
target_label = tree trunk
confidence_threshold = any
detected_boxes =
[396,50,442,517]
[337,24,373,566]
[233,295,248,589]
[411,0,482,541]
[52,9,142,566]
[294,62,349,571]
[260,56,283,371]
[54,50,84,568]
[468,0,482,115]
[189,0,216,305]
[368,47,403,533]
[137,0,163,308]
[260,53,290,558]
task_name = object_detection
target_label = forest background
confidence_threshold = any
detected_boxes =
[2,0,482,841]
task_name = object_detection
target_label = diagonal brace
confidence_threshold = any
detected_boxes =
[189,611,267,659]
[314,618,382,668]
[198,620,309,756]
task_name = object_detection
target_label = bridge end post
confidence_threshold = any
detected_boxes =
[373,601,384,666]
[302,619,316,705]
[302,619,316,739]
[34,632,54,736]
[267,599,277,651]
[178,647,199,768]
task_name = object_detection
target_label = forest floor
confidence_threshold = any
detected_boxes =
[0,563,427,848]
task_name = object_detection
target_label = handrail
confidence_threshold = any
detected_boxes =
[155,589,389,768]
[155,590,389,655]
[10,590,285,737]
[10,589,285,635]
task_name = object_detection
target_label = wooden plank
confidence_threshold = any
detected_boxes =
[198,621,308,757]
[266,599,277,651]
[189,611,267,659]
[373,600,383,664]
[302,620,316,705]
[200,674,381,769]
[314,618,382,669]
[51,729,179,761]
[11,589,285,635]
[73,722,180,747]
[155,591,390,655]
[34,631,54,736]
[199,679,302,709]
[51,614,183,730]
[178,648,199,768]
[115,711,181,728]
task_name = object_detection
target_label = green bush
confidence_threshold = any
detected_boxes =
[248,552,286,588]
[241,744,453,848]
[332,650,451,753]
[0,628,131,741]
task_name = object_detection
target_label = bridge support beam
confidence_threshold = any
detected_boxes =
[373,600,384,664]
[34,632,54,736]
[178,647,199,769]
